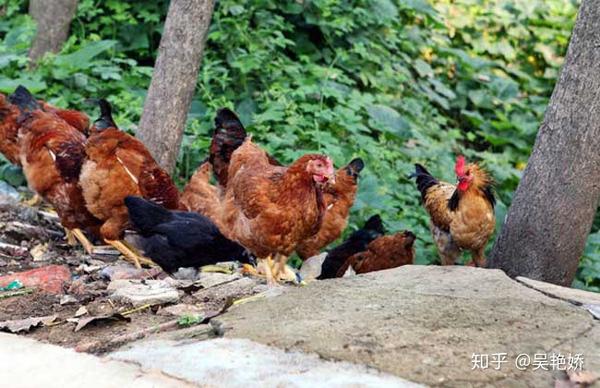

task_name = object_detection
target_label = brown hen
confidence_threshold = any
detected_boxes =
[336,231,416,277]
[221,137,335,284]
[0,86,89,166]
[296,157,364,260]
[80,99,179,267]
[12,87,100,253]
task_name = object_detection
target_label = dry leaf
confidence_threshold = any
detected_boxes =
[0,315,57,333]
[74,312,130,332]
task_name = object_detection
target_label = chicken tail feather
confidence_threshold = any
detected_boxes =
[125,196,172,233]
[412,163,439,201]
[93,99,117,130]
[209,108,247,187]
[8,85,41,112]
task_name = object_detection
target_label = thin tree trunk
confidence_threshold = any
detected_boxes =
[29,0,78,64]
[489,0,600,286]
[137,0,215,173]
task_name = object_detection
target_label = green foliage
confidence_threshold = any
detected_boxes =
[0,0,597,290]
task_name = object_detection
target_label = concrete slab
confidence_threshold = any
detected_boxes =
[111,337,421,387]
[216,265,600,387]
[0,333,192,387]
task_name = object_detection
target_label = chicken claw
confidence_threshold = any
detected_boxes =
[105,239,154,268]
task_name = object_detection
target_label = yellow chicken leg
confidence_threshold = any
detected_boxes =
[65,229,77,246]
[105,239,154,268]
[241,255,277,286]
[24,194,42,207]
[70,228,96,255]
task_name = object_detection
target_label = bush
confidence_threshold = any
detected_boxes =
[0,0,596,290]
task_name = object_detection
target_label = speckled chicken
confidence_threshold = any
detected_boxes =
[412,156,495,267]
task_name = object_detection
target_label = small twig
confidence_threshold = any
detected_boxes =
[0,288,34,299]
[120,303,152,316]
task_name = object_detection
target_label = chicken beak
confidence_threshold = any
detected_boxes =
[327,173,336,185]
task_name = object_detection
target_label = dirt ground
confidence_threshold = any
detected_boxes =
[0,195,266,354]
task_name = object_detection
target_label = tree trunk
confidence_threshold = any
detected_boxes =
[137,0,215,173]
[489,0,600,286]
[28,0,78,64]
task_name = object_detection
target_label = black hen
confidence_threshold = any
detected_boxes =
[125,196,253,274]
[318,215,386,279]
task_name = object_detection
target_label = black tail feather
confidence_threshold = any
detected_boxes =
[125,196,172,234]
[94,99,117,130]
[318,214,386,280]
[8,85,41,112]
[209,108,248,186]
[412,163,439,201]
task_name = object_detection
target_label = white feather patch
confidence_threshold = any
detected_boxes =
[47,149,56,162]
[116,155,139,185]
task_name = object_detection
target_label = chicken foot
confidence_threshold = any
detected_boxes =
[105,239,154,269]
[272,254,301,284]
[23,194,42,207]
[65,228,96,255]
[242,255,278,286]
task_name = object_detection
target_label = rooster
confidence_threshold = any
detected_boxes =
[10,86,100,253]
[221,137,335,285]
[125,196,253,274]
[296,157,364,260]
[412,156,495,267]
[80,100,180,268]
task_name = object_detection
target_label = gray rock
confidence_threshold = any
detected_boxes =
[109,279,180,307]
[0,333,189,387]
[218,265,600,387]
[196,271,241,289]
[111,338,420,387]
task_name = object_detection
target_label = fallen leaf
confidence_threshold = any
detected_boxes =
[74,312,130,332]
[74,306,88,317]
[0,315,57,333]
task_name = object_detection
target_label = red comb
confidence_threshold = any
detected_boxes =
[455,155,466,176]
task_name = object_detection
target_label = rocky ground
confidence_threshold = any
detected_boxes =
[1,188,599,387]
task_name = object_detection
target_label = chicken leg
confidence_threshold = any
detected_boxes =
[24,193,42,207]
[241,255,278,286]
[272,254,300,283]
[105,239,154,268]
[65,228,96,255]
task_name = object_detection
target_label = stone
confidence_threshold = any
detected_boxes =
[0,333,189,387]
[158,304,204,318]
[109,279,180,307]
[100,264,162,281]
[217,266,600,387]
[111,338,419,387]
[196,271,241,289]
[516,276,600,305]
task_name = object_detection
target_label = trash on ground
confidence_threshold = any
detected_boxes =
[0,265,71,294]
